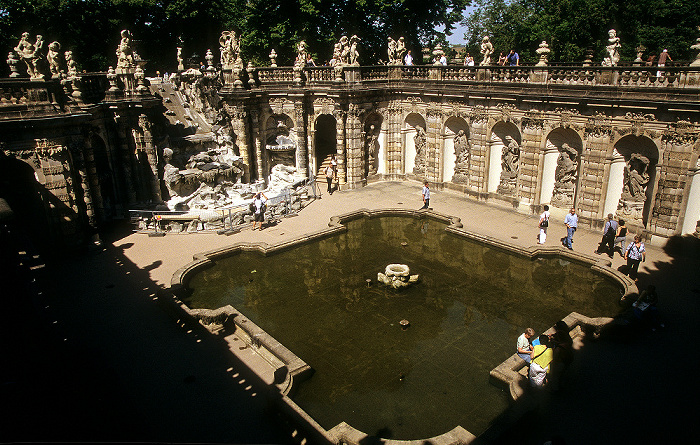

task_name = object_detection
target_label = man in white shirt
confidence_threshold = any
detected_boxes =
[404,50,413,66]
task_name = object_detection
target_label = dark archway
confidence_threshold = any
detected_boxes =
[314,114,336,177]
[91,135,117,220]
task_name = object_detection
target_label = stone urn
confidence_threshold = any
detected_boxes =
[377,264,420,289]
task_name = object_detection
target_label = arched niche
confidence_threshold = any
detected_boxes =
[542,127,583,210]
[265,114,296,176]
[403,113,426,177]
[313,114,337,177]
[90,133,117,220]
[488,121,521,194]
[443,116,469,185]
[613,134,659,228]
[363,113,383,177]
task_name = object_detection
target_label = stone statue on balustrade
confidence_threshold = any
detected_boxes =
[387,37,406,65]
[691,26,700,67]
[13,32,48,80]
[65,51,78,76]
[116,29,136,71]
[295,40,309,69]
[617,153,651,224]
[365,124,379,175]
[536,41,551,66]
[452,130,471,183]
[551,143,578,207]
[480,36,493,66]
[47,41,65,79]
[332,35,360,66]
[349,35,361,66]
[602,29,621,67]
[497,136,520,195]
[219,31,241,69]
[412,126,427,176]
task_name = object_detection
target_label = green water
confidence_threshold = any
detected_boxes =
[185,216,622,439]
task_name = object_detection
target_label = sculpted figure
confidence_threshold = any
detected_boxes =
[349,35,360,66]
[366,124,379,174]
[480,36,493,66]
[116,29,135,69]
[219,31,238,68]
[396,37,406,63]
[454,130,469,164]
[47,41,63,78]
[65,51,78,76]
[603,29,621,66]
[623,154,650,201]
[387,37,397,64]
[14,32,36,77]
[339,35,350,65]
[501,136,520,179]
[412,126,427,175]
[295,40,308,68]
[555,143,578,185]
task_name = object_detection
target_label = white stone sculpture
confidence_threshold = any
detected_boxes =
[691,26,700,67]
[219,31,241,69]
[377,264,420,289]
[14,32,47,79]
[47,41,64,78]
[269,49,277,67]
[603,29,621,67]
[64,50,78,76]
[412,126,427,175]
[116,29,135,70]
[480,36,494,66]
[452,129,470,183]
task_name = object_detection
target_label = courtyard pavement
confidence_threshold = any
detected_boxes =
[3,180,699,444]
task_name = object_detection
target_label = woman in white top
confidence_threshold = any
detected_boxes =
[538,204,550,244]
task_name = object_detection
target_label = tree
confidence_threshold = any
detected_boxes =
[462,0,700,64]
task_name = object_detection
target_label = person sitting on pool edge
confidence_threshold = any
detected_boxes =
[529,335,554,388]
[517,327,535,363]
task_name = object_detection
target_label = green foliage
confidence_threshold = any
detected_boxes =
[1,0,470,74]
[463,0,700,64]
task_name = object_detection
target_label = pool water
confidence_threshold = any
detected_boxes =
[185,216,622,439]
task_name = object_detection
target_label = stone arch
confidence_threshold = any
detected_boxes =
[542,127,583,210]
[313,114,337,178]
[89,133,117,220]
[0,155,52,247]
[443,116,469,185]
[612,134,659,228]
[403,113,426,177]
[264,114,297,176]
[488,121,521,194]
[363,113,384,177]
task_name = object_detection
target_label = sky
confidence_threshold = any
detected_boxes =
[442,5,476,45]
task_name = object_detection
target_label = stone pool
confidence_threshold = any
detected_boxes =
[179,211,625,441]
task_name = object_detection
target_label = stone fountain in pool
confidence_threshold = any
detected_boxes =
[171,209,635,444]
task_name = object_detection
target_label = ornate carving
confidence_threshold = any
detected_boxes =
[314,97,337,115]
[469,105,488,123]
[602,29,621,67]
[365,123,380,175]
[551,143,579,208]
[497,136,520,195]
[522,110,545,130]
[13,32,48,80]
[412,126,427,176]
[452,129,470,183]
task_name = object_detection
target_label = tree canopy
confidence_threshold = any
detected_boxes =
[462,0,700,65]
[0,0,469,74]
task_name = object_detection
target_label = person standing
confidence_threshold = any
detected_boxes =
[529,335,554,388]
[614,218,628,256]
[421,181,430,209]
[507,49,519,66]
[324,163,335,195]
[624,234,646,281]
[595,213,618,257]
[562,207,578,249]
[251,192,268,230]
[538,205,550,244]
[657,49,672,77]
[404,50,413,66]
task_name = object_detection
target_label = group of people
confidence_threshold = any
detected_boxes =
[496,49,520,66]
[517,321,573,388]
[538,208,646,281]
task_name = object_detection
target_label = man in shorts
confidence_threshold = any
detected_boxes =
[252,192,268,230]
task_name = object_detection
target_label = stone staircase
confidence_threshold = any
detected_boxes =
[315,154,336,181]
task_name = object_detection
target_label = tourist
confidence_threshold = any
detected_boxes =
[646,54,656,66]
[251,192,268,230]
[529,335,554,388]
[595,213,618,257]
[404,50,413,66]
[324,163,335,195]
[439,53,447,66]
[421,181,430,209]
[552,320,573,365]
[657,49,672,77]
[306,54,316,67]
[507,49,519,66]
[614,218,628,256]
[497,52,507,66]
[330,154,338,175]
[464,53,474,66]
[562,207,578,249]
[538,204,550,244]
[633,284,664,330]
[624,234,646,281]
[517,327,535,363]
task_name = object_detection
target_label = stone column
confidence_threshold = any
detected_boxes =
[115,113,137,206]
[345,103,363,187]
[82,137,105,222]
[335,110,346,185]
[137,114,162,202]
[426,108,443,184]
[603,150,625,218]
[540,146,559,204]
[70,138,97,230]
[251,109,264,181]
[225,104,251,182]
[682,165,700,235]
[294,102,308,177]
